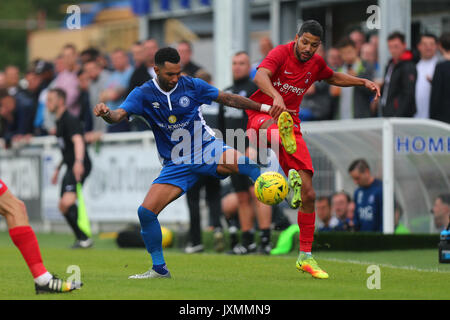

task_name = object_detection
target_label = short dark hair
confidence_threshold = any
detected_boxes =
[48,88,67,103]
[234,50,249,57]
[155,47,180,67]
[439,32,450,51]
[388,31,405,43]
[348,159,370,173]
[297,20,324,40]
[437,194,450,206]
[317,195,331,206]
[333,191,351,203]
[336,37,356,49]
[419,33,438,43]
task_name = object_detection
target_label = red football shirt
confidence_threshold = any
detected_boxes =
[248,41,334,122]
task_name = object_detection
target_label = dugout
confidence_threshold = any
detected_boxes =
[301,118,450,234]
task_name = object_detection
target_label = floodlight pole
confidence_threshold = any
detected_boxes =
[213,0,250,90]
[382,120,395,234]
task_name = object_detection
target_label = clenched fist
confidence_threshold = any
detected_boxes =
[93,103,110,117]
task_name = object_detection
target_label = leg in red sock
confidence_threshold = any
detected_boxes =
[298,211,316,253]
[9,226,48,278]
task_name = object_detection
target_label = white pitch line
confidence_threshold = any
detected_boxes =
[319,257,450,273]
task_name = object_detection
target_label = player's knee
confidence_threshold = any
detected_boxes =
[236,191,251,205]
[302,187,316,205]
[59,198,74,214]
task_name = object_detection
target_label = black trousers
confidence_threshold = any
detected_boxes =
[186,175,223,245]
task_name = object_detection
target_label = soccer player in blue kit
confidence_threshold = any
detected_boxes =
[94,47,286,279]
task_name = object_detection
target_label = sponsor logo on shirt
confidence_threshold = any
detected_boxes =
[273,78,306,96]
[152,102,160,109]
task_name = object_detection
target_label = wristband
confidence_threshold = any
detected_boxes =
[260,104,272,113]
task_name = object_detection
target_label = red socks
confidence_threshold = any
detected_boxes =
[9,226,47,278]
[297,211,316,253]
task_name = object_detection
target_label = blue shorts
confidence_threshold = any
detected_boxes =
[153,139,231,195]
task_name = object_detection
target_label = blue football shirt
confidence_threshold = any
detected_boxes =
[353,179,383,232]
[120,76,219,163]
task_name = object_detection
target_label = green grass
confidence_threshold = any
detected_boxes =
[0,232,449,300]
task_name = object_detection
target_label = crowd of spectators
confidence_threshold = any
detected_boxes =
[0,38,174,148]
[299,29,450,124]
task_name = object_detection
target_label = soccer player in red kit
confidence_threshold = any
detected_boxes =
[247,20,380,279]
[0,179,81,293]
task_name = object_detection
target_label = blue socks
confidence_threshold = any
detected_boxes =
[137,206,168,275]
[237,156,261,182]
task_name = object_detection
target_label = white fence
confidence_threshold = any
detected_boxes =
[1,118,449,234]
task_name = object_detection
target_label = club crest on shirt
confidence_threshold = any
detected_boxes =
[179,96,190,108]
[168,115,177,124]
[304,72,312,84]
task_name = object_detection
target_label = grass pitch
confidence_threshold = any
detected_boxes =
[0,232,449,300]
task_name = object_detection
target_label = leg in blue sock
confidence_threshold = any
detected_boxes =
[137,206,168,275]
[237,156,261,182]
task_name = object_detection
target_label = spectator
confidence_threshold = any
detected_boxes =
[0,91,19,147]
[326,47,343,71]
[4,65,20,96]
[300,76,333,121]
[53,44,81,117]
[415,34,439,119]
[177,40,202,77]
[14,71,41,138]
[331,191,353,231]
[183,69,224,254]
[0,72,5,89]
[348,159,383,232]
[361,42,380,77]
[316,196,339,232]
[130,41,145,68]
[430,32,450,123]
[250,36,274,79]
[326,47,343,117]
[80,48,100,65]
[335,37,375,119]
[84,59,110,133]
[76,69,93,134]
[378,31,416,117]
[33,60,55,96]
[127,38,159,94]
[431,194,450,232]
[219,51,272,255]
[100,48,134,133]
[349,29,366,56]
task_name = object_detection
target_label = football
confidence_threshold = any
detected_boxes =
[254,172,289,205]
[161,226,173,248]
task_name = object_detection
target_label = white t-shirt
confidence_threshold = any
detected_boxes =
[415,55,439,119]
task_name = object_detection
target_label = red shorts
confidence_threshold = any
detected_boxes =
[247,113,314,176]
[0,179,8,196]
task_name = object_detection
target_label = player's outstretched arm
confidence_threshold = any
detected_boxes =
[93,103,128,124]
[215,91,285,119]
[326,72,380,101]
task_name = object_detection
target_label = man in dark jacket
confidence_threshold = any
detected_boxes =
[379,32,416,117]
[430,32,450,123]
[127,39,159,95]
[177,40,203,77]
